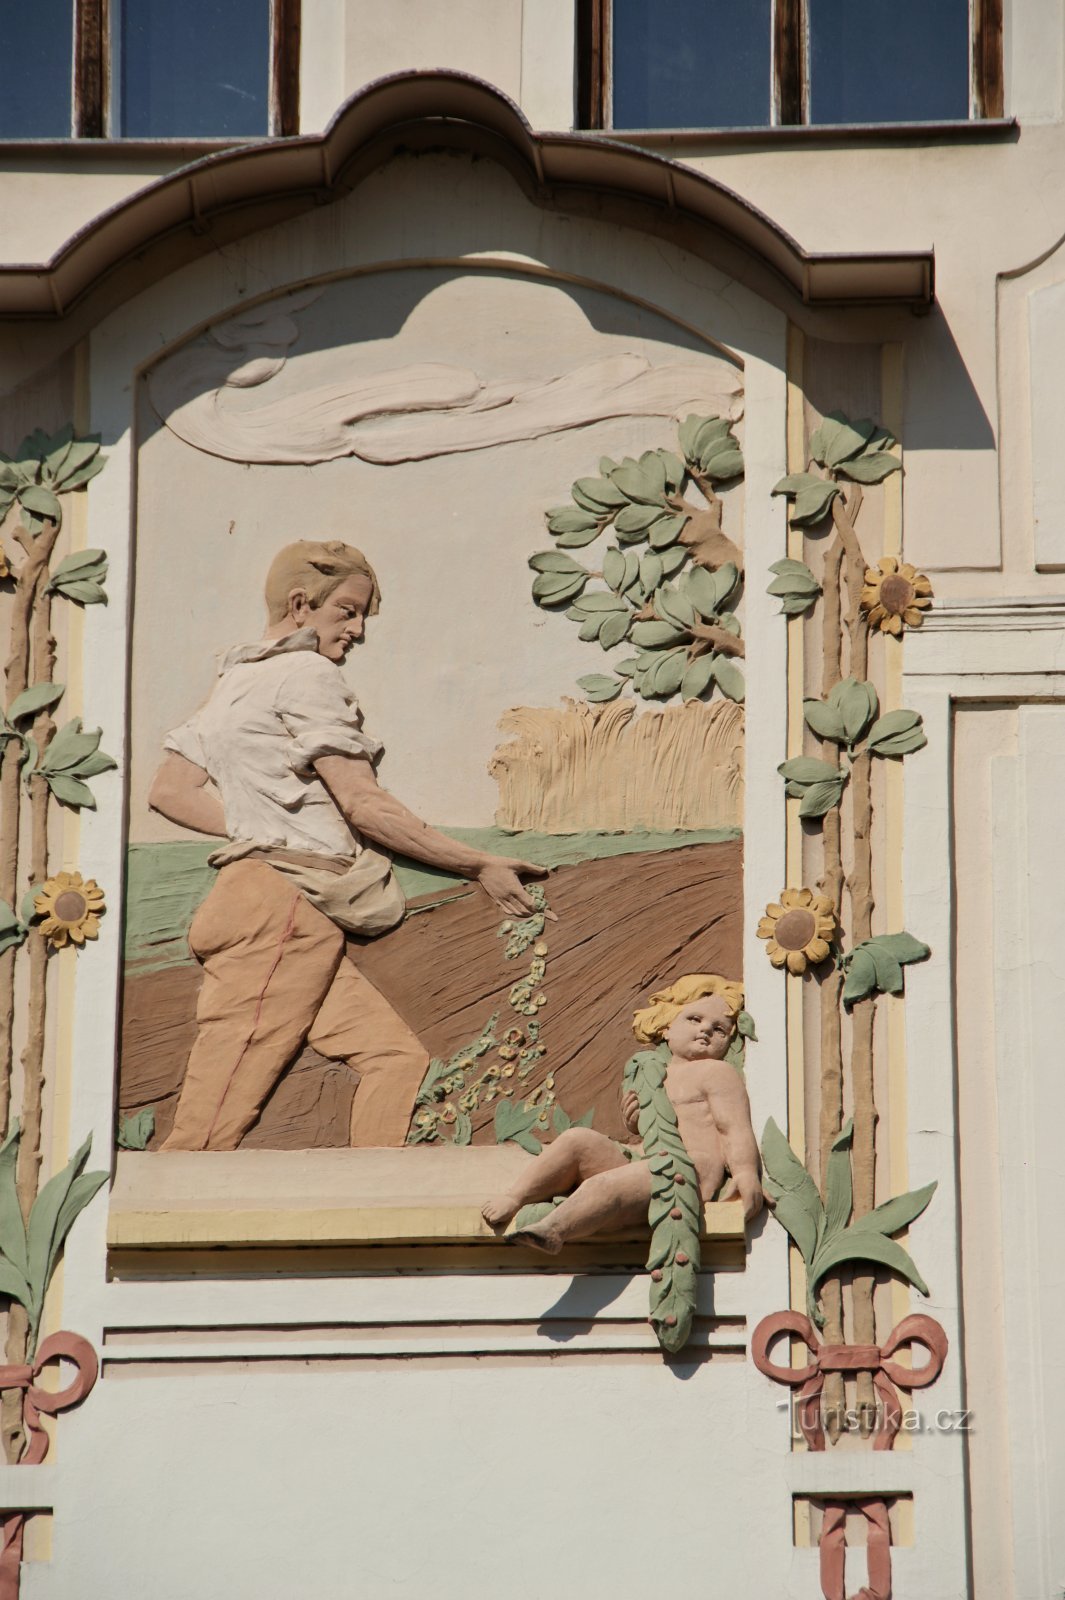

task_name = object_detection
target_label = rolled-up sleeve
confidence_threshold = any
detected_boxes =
[163,714,208,768]
[277,656,383,771]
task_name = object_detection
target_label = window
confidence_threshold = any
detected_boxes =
[578,0,1003,131]
[0,0,300,141]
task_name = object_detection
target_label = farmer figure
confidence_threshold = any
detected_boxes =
[149,539,545,1150]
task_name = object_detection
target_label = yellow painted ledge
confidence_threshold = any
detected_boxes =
[108,1200,745,1250]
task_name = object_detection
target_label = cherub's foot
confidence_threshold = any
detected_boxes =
[481,1193,520,1229]
[508,1223,564,1255]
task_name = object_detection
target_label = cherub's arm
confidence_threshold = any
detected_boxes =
[704,1062,764,1221]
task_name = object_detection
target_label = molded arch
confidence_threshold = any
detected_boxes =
[0,71,933,321]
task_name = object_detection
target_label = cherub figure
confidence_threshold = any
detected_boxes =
[481,974,764,1253]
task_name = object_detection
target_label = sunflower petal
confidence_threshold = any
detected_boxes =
[785,950,807,975]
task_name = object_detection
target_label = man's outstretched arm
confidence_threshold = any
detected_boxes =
[148,752,227,837]
[315,754,547,917]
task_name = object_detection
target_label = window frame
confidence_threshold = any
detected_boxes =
[73,0,301,141]
[577,0,1003,133]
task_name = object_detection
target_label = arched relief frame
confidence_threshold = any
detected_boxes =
[62,135,789,1315]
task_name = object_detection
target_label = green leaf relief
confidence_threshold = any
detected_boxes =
[842,948,878,1006]
[761,1118,823,1268]
[860,1180,937,1237]
[834,451,901,485]
[867,709,927,758]
[822,1119,854,1242]
[778,755,838,785]
[833,678,879,743]
[598,610,631,651]
[0,900,27,958]
[52,438,105,492]
[681,655,715,703]
[679,414,731,464]
[532,571,588,606]
[842,933,930,1007]
[701,444,743,481]
[771,472,820,497]
[7,682,65,724]
[655,583,696,631]
[25,1131,107,1339]
[804,700,846,742]
[116,1108,156,1151]
[0,1122,28,1280]
[576,675,624,704]
[645,511,687,550]
[870,932,931,966]
[610,463,666,506]
[811,1229,930,1300]
[528,551,586,576]
[710,657,745,703]
[18,484,62,525]
[792,481,840,527]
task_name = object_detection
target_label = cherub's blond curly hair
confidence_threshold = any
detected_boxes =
[632,973,745,1045]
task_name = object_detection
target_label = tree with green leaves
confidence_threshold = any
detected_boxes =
[529,415,747,706]
[0,424,112,1464]
[763,408,935,1436]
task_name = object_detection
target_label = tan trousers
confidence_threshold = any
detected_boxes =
[161,860,428,1151]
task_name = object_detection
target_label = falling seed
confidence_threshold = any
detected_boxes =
[651,1269,663,1282]
[670,1207,682,1220]
[675,1252,689,1266]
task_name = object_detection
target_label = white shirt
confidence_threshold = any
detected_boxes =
[164,630,381,857]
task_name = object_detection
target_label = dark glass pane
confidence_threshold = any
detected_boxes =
[611,0,772,129]
[117,0,270,138]
[0,0,73,138]
[810,0,969,124]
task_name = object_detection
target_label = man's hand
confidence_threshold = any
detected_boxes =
[476,857,551,918]
[316,756,557,917]
[620,1089,641,1138]
[721,1167,766,1222]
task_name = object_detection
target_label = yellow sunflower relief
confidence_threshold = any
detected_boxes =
[861,557,933,635]
[34,872,105,950]
[758,888,836,975]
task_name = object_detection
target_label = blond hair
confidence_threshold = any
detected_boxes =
[264,540,381,624]
[632,973,744,1045]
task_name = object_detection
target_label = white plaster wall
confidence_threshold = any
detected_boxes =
[40,1357,793,1600]
[299,0,347,133]
[904,610,1065,1596]
[344,0,523,108]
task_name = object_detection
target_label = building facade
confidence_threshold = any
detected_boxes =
[0,5,1057,1596]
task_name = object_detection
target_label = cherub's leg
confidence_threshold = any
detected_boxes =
[481,1128,629,1228]
[510,1160,652,1254]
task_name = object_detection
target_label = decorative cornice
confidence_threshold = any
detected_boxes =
[919,596,1065,632]
[0,71,935,321]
